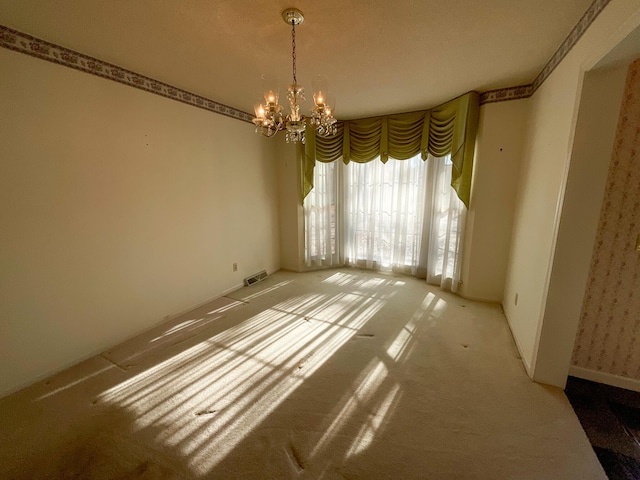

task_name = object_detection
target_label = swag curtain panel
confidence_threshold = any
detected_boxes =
[303,91,480,208]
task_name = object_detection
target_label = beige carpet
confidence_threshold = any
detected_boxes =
[0,269,605,479]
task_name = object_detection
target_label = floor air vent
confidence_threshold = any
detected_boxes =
[244,270,268,286]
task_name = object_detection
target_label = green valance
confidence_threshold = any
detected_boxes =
[303,91,479,208]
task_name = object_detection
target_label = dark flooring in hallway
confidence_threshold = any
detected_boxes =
[566,377,640,480]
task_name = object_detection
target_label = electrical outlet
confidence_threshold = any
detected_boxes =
[233,263,238,272]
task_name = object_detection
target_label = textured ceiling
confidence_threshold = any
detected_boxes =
[0,0,594,119]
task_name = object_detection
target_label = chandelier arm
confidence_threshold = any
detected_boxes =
[260,128,279,138]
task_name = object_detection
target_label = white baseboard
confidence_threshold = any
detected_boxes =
[569,365,640,393]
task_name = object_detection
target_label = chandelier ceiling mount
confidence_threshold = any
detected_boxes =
[282,8,304,27]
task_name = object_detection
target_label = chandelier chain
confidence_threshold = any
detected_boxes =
[291,20,297,85]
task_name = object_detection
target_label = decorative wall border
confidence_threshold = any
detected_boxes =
[0,25,254,123]
[0,0,615,112]
[531,0,612,93]
[479,85,533,105]
[479,0,612,105]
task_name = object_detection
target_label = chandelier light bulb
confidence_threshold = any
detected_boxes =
[254,103,265,119]
[265,91,277,105]
[312,74,329,108]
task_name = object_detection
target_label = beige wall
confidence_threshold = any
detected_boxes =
[0,48,281,396]
[276,140,305,271]
[503,0,640,383]
[460,99,529,302]
[571,58,640,382]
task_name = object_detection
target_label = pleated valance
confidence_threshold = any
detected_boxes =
[303,91,479,208]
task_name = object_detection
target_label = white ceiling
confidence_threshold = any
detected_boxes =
[0,0,594,119]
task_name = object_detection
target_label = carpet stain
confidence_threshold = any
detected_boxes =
[355,333,375,338]
[297,354,314,370]
[194,409,218,416]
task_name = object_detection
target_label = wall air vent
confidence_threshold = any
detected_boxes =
[244,270,268,286]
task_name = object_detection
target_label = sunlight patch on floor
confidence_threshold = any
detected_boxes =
[387,292,438,361]
[321,271,405,290]
[347,383,402,457]
[98,289,387,475]
[310,359,389,459]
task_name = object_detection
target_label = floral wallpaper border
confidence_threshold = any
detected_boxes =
[479,85,534,105]
[480,0,612,105]
[0,25,254,124]
[0,0,614,113]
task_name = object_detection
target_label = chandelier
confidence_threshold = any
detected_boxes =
[252,8,337,144]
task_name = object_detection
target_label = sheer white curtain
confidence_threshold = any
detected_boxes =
[422,156,466,292]
[303,160,341,268]
[304,154,466,292]
[344,156,427,275]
